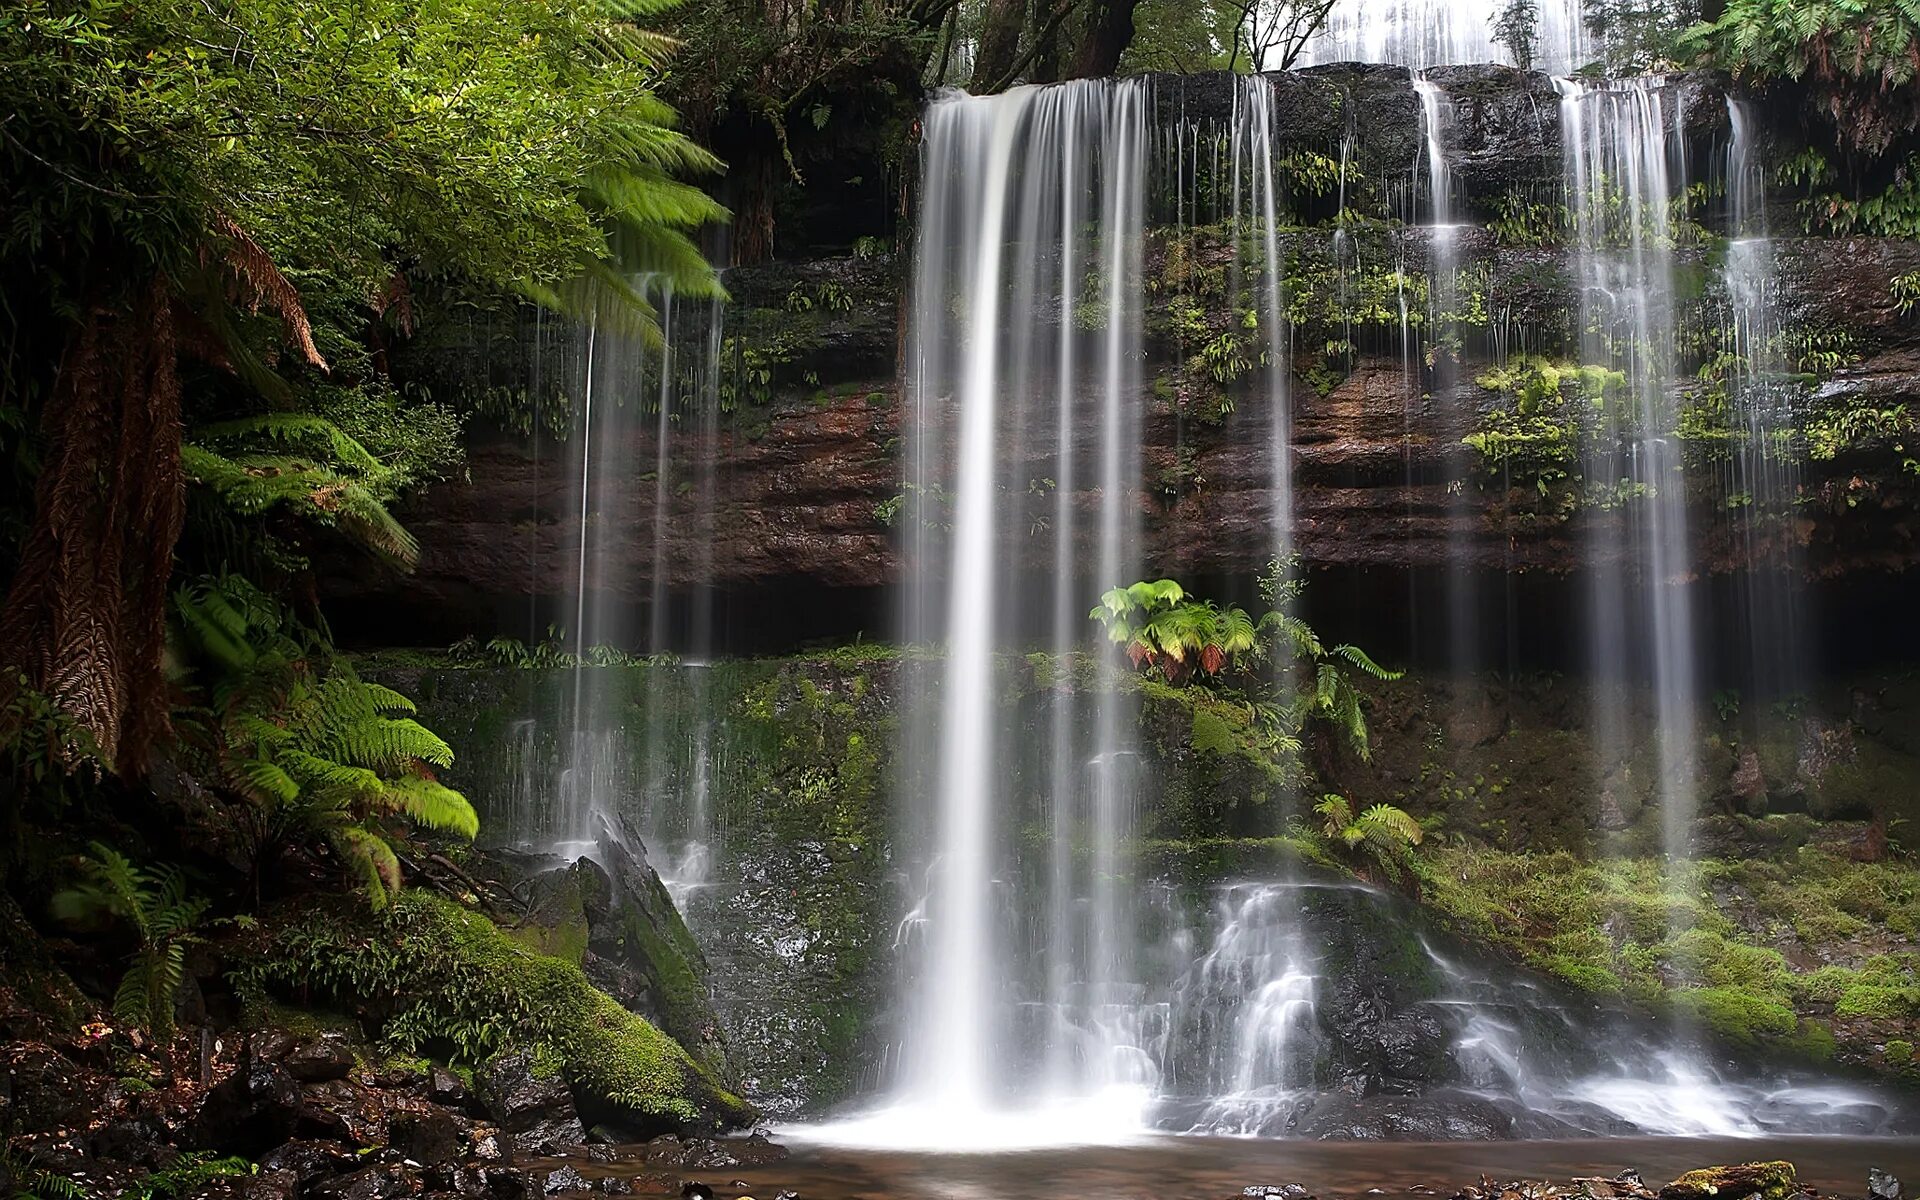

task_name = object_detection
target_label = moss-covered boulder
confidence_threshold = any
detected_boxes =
[1658,1162,1795,1200]
[241,890,752,1135]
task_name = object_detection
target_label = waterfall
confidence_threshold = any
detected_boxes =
[868,79,1155,1145]
[1722,98,1806,702]
[1413,77,1480,676]
[1557,75,1703,1002]
[502,285,727,881]
[1297,0,1590,73]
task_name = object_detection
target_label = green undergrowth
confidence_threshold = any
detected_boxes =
[1419,843,1920,1064]
[236,890,749,1127]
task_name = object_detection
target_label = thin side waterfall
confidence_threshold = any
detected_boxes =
[1414,77,1478,677]
[1298,0,1590,73]
[1558,75,1703,1015]
[503,286,727,881]
[1722,99,1805,701]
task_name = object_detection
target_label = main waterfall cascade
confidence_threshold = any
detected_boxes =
[871,79,1161,1146]
[796,61,1911,1150]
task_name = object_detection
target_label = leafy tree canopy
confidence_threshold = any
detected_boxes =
[2,0,723,317]
[1681,0,1920,155]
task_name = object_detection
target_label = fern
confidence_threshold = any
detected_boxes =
[172,576,478,908]
[1093,572,1401,758]
[50,844,209,1041]
[182,411,421,568]
[1314,795,1424,883]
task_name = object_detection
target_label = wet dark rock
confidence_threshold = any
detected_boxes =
[308,1164,423,1200]
[429,1067,470,1108]
[191,1170,301,1200]
[1871,1168,1904,1200]
[679,1184,713,1200]
[284,1032,359,1083]
[539,1166,587,1195]
[299,1078,391,1146]
[1243,1187,1314,1199]
[189,1053,302,1156]
[87,1114,174,1166]
[1,1043,94,1133]
[260,1138,354,1185]
[476,1050,585,1158]
[391,1108,464,1167]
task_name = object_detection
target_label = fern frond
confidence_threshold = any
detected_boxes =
[1360,803,1423,845]
[381,775,480,839]
[192,414,384,475]
[1331,644,1403,681]
[334,826,402,909]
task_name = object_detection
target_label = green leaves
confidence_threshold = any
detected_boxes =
[50,843,210,1040]
[1093,573,1402,761]
[1683,0,1920,153]
[1314,795,1424,882]
[171,575,478,908]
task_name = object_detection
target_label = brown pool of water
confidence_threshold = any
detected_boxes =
[572,1135,1920,1200]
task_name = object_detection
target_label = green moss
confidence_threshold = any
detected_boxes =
[241,891,750,1128]
[1887,1039,1914,1064]
[1672,987,1798,1044]
[1662,1162,1795,1200]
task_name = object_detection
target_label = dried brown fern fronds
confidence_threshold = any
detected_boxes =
[205,213,328,372]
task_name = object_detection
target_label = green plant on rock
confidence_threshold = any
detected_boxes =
[1091,561,1401,760]
[1091,580,1258,681]
[50,843,211,1042]
[1489,189,1568,247]
[0,1146,87,1200]
[241,890,746,1126]
[173,576,476,908]
[1895,271,1920,314]
[132,1153,253,1200]
[1312,794,1423,883]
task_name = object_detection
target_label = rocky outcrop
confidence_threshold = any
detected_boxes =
[330,65,1920,641]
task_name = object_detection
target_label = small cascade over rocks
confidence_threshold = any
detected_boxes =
[1297,0,1590,74]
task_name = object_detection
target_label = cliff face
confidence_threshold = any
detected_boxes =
[339,65,1920,636]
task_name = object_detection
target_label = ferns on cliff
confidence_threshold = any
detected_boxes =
[173,576,477,908]
[1092,560,1403,760]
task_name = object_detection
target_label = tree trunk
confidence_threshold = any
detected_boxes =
[970,0,1028,92]
[1026,0,1065,83]
[1069,0,1141,79]
[731,151,778,266]
[0,277,186,776]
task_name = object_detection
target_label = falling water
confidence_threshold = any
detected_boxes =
[867,80,1154,1144]
[1722,99,1806,701]
[1557,76,1701,960]
[498,285,728,880]
[1297,0,1590,73]
[1413,77,1481,676]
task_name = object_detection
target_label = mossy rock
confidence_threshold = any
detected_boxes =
[1658,1161,1794,1200]
[241,890,752,1134]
